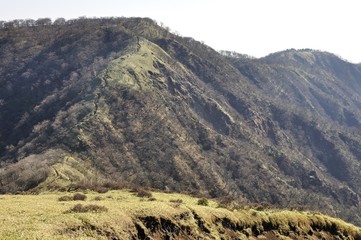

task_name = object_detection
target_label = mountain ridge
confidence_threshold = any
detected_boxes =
[1,17,361,226]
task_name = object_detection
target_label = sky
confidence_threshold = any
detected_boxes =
[1,0,360,63]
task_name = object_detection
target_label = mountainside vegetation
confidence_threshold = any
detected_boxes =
[1,17,361,227]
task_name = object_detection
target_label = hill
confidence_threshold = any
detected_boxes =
[1,17,361,226]
[1,189,361,239]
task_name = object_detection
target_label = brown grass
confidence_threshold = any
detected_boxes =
[0,190,360,239]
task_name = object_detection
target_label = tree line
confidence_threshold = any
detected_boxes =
[0,17,140,29]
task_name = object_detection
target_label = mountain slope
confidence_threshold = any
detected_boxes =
[2,190,361,239]
[1,18,361,225]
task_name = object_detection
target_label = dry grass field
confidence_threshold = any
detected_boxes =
[0,190,360,239]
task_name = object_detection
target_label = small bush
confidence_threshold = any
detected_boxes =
[148,197,157,201]
[58,195,73,201]
[58,193,87,201]
[73,193,87,201]
[102,181,126,190]
[136,189,152,198]
[66,204,108,213]
[129,187,140,193]
[94,186,109,194]
[198,198,209,206]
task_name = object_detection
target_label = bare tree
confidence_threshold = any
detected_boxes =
[36,18,52,26]
[3,21,14,29]
[53,18,66,26]
[25,19,36,27]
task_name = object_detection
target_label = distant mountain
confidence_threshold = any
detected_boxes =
[1,17,361,225]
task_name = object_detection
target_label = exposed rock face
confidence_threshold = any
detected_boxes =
[1,17,361,225]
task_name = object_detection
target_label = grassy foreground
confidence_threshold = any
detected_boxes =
[0,190,360,240]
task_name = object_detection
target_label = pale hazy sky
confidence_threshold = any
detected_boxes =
[1,0,360,63]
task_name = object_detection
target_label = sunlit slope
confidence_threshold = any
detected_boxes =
[1,190,360,239]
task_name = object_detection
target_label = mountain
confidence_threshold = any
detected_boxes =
[1,17,361,225]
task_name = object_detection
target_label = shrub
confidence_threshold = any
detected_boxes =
[66,204,108,213]
[58,193,87,201]
[148,197,157,201]
[94,186,109,194]
[73,193,87,201]
[136,189,152,198]
[93,196,103,201]
[102,181,126,190]
[129,187,140,193]
[198,198,209,206]
[58,195,73,201]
